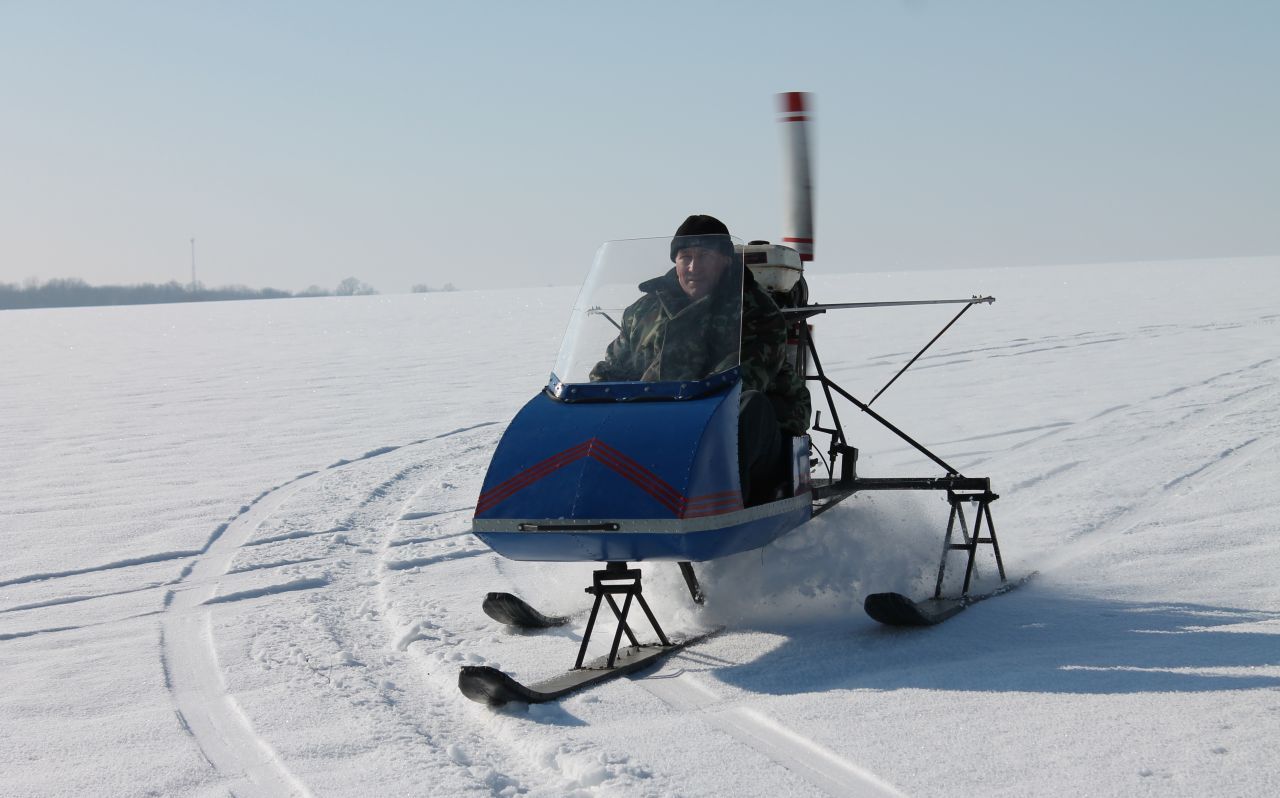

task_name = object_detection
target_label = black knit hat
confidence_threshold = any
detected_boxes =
[670,214,734,262]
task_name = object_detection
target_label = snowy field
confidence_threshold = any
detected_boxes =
[2,256,1279,797]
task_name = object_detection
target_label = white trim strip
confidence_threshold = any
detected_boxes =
[472,493,811,535]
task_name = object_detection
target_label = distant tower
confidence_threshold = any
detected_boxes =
[190,238,196,290]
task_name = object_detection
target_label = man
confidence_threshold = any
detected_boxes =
[591,214,811,504]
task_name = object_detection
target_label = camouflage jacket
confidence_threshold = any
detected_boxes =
[590,266,811,435]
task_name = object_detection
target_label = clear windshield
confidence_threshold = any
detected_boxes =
[550,235,744,398]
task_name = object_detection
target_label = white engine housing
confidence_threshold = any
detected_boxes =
[738,242,803,293]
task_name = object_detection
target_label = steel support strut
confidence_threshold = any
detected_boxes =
[794,295,1007,599]
[934,490,1006,598]
[575,562,670,670]
[678,561,705,604]
[801,317,960,480]
[868,300,982,407]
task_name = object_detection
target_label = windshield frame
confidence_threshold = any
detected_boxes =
[547,235,745,403]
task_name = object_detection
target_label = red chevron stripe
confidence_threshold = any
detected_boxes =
[682,504,745,519]
[587,451,682,514]
[589,462,683,514]
[588,440,683,506]
[478,441,590,505]
[680,490,744,518]
[682,505,743,517]
[685,490,742,504]
[682,498,744,515]
[476,441,592,514]
[683,500,743,511]
[476,437,694,517]
[685,495,744,508]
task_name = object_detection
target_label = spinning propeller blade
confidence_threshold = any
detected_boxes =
[778,91,815,263]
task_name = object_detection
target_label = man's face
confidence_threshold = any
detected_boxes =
[675,246,730,300]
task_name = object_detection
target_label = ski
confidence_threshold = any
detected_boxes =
[481,592,568,629]
[864,574,1033,627]
[863,593,966,626]
[459,633,714,707]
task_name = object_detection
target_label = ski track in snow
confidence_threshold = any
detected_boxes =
[135,416,902,797]
[0,550,205,589]
[929,353,1280,572]
[369,437,685,796]
[152,424,512,797]
[1020,357,1280,568]
[160,471,319,798]
[640,670,906,797]
[160,422,620,797]
[365,444,905,796]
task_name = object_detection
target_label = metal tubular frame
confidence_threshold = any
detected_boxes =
[799,316,960,477]
[934,490,1006,599]
[678,561,705,605]
[868,301,981,407]
[793,298,1007,598]
[575,562,670,670]
[562,296,1005,672]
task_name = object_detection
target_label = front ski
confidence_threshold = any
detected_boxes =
[459,633,712,707]
[481,592,568,629]
[864,593,966,626]
[864,574,1033,627]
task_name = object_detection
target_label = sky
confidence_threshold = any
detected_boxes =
[2,1,1278,294]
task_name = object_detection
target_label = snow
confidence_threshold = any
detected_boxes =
[2,256,1279,797]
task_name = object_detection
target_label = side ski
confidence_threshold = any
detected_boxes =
[864,574,1033,627]
[481,592,568,629]
[459,633,713,707]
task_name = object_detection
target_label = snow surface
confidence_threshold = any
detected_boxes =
[2,257,1279,797]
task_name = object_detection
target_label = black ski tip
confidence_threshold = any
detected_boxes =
[866,576,1032,627]
[459,665,532,707]
[482,592,569,629]
[864,592,925,626]
[459,635,720,708]
[864,592,965,627]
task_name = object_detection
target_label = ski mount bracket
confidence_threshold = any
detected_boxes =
[576,562,671,670]
[935,488,1005,598]
[815,475,1006,599]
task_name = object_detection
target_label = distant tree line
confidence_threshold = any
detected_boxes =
[0,276,383,311]
[334,277,377,296]
[411,282,458,293]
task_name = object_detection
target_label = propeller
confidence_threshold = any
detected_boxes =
[777,92,815,264]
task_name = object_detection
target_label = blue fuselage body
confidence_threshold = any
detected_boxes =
[472,380,811,562]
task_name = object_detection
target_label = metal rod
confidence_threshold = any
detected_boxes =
[635,592,671,647]
[781,296,994,314]
[678,561,704,604]
[575,592,604,669]
[588,306,622,331]
[961,501,982,595]
[934,502,956,599]
[606,591,635,668]
[824,379,961,476]
[984,501,1007,581]
[868,301,979,407]
[604,593,641,648]
[803,324,849,473]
